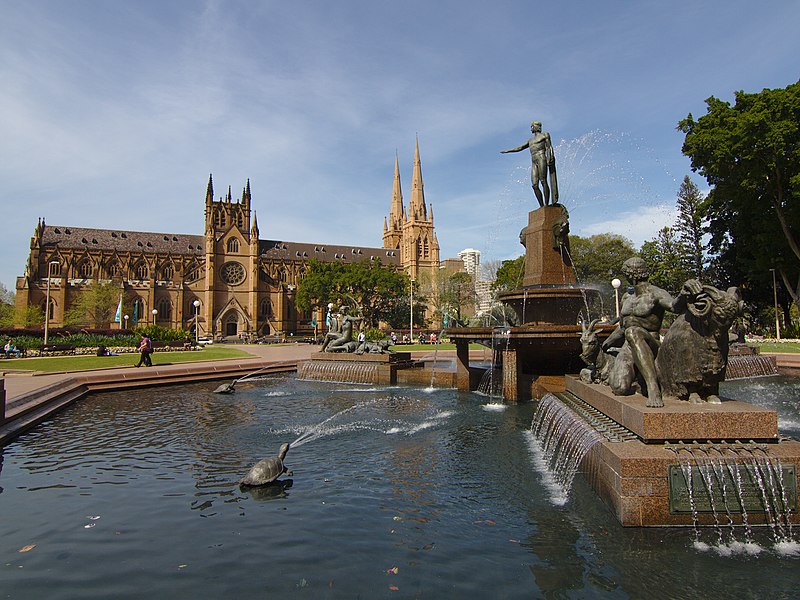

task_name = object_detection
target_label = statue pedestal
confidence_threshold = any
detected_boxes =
[520,205,576,287]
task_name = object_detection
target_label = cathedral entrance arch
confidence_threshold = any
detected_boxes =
[223,311,239,337]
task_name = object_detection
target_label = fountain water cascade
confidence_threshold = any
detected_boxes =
[726,354,779,379]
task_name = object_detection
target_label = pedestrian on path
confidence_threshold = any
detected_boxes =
[135,335,153,367]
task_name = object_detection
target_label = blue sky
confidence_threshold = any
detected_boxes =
[2,1,799,289]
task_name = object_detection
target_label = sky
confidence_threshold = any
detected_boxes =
[2,0,799,289]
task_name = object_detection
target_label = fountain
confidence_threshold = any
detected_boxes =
[448,121,800,531]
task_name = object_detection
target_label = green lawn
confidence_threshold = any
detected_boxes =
[756,341,800,353]
[0,346,254,373]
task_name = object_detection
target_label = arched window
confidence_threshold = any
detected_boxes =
[227,238,239,253]
[157,297,172,320]
[78,260,94,278]
[132,298,145,325]
[161,263,174,281]
[135,263,149,280]
[423,237,430,259]
[45,261,61,277]
[107,261,122,278]
[259,299,272,318]
[41,299,54,320]
[280,268,288,283]
[214,209,226,228]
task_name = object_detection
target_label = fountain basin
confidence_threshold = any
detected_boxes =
[298,351,413,385]
[498,286,599,326]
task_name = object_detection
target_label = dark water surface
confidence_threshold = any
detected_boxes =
[1,376,799,599]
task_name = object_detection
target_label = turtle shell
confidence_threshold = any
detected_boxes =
[240,457,284,486]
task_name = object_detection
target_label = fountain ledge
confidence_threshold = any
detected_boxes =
[565,377,779,442]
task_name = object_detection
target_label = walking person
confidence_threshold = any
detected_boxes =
[135,334,153,367]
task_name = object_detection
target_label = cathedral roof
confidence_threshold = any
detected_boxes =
[259,239,400,265]
[39,225,400,266]
[41,225,204,255]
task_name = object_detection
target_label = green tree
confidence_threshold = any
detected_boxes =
[15,305,44,327]
[569,234,638,284]
[296,259,409,328]
[674,176,707,279]
[678,80,800,326]
[441,271,476,323]
[0,282,14,327]
[640,226,693,294]
[64,282,121,327]
[492,256,524,293]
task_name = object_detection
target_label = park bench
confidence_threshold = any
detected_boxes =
[1,345,27,358]
[41,344,76,355]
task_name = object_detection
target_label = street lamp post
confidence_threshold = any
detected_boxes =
[123,315,129,330]
[771,268,781,340]
[611,278,622,319]
[44,261,59,346]
[193,299,201,345]
[410,278,415,341]
[152,309,158,326]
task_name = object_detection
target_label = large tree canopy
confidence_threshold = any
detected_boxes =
[678,81,800,314]
[568,233,638,285]
[296,259,409,328]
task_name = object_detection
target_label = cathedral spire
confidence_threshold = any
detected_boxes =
[226,186,232,203]
[205,174,214,206]
[251,210,259,239]
[244,179,251,208]
[410,135,427,221]
[390,152,404,228]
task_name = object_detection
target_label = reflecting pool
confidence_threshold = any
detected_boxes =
[0,376,798,599]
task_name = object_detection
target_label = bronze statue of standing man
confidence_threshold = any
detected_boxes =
[502,121,559,207]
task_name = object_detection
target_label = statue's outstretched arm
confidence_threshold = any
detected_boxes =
[501,142,529,154]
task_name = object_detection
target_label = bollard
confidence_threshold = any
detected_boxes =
[1,376,5,423]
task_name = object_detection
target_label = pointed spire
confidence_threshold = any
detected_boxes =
[251,210,259,239]
[389,151,404,229]
[410,135,427,220]
[245,179,251,207]
[205,174,214,206]
[429,203,434,224]
[383,216,388,232]
[226,186,232,203]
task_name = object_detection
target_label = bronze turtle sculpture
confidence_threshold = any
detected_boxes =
[240,442,292,486]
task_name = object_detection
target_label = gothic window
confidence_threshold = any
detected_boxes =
[41,299,54,320]
[280,268,288,283]
[235,210,243,228]
[78,260,94,278]
[259,299,272,318]
[219,262,246,285]
[416,238,422,260]
[132,297,145,324]
[227,238,240,253]
[107,261,122,278]
[45,261,61,277]
[135,263,149,280]
[214,209,226,228]
[157,297,172,320]
[423,237,430,259]
[161,263,175,281]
